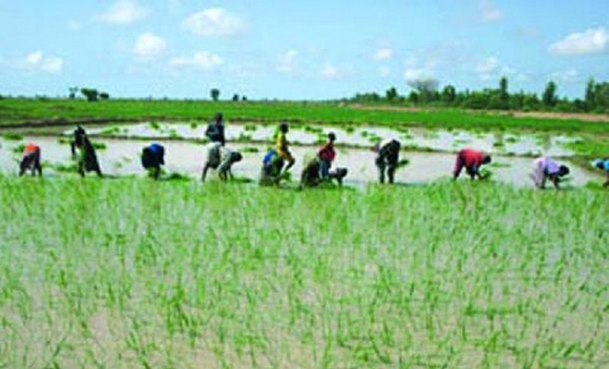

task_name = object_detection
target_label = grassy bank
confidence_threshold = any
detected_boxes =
[1,177,608,368]
[2,98,609,133]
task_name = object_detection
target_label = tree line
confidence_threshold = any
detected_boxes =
[350,77,609,114]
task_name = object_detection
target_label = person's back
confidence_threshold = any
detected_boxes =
[532,157,569,189]
[375,139,401,184]
[71,126,102,177]
[20,143,42,176]
[205,113,225,146]
[454,148,490,180]
[260,150,285,185]
[301,158,321,187]
[218,149,243,181]
[142,143,165,179]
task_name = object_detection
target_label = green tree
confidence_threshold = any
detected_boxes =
[499,76,509,105]
[441,85,456,104]
[68,86,79,99]
[408,91,419,105]
[80,88,99,102]
[385,87,398,102]
[585,78,596,111]
[232,94,240,101]
[99,92,110,100]
[542,81,557,108]
[407,78,439,103]
[210,88,220,101]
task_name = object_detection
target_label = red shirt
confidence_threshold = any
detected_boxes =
[23,144,40,155]
[318,142,336,162]
[459,148,485,167]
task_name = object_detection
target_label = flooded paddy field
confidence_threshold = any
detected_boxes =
[0,134,600,188]
[85,122,580,157]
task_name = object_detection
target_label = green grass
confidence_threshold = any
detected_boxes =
[1,177,608,368]
[2,98,609,134]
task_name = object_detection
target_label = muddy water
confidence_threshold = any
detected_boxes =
[1,136,600,188]
[84,122,579,157]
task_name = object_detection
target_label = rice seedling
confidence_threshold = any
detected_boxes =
[0,177,607,369]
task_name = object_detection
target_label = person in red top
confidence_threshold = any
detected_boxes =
[453,148,491,180]
[20,143,42,176]
[317,132,336,180]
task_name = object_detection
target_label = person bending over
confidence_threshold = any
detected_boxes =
[71,125,102,177]
[141,143,165,180]
[453,148,491,180]
[374,139,401,184]
[20,143,42,176]
[531,156,570,190]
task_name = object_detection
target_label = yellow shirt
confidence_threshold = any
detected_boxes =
[276,132,288,153]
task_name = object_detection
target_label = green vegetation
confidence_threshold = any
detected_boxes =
[2,98,609,134]
[353,76,609,114]
[2,132,24,141]
[0,178,608,368]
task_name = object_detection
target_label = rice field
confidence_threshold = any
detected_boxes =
[1,176,608,369]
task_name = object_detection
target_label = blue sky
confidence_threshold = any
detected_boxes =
[0,0,608,100]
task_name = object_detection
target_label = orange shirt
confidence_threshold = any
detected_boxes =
[23,144,40,155]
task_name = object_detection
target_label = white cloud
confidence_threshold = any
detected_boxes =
[475,56,516,81]
[551,68,580,84]
[479,0,503,23]
[320,64,354,80]
[25,51,43,66]
[133,33,167,58]
[182,8,247,37]
[170,51,223,70]
[373,48,393,61]
[277,49,298,74]
[41,57,63,73]
[404,68,435,83]
[23,51,63,74]
[379,66,391,77]
[549,27,609,56]
[98,0,148,25]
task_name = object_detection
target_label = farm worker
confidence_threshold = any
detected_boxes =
[19,143,42,176]
[531,156,570,189]
[453,148,491,180]
[205,112,226,146]
[71,125,103,177]
[318,132,337,180]
[276,122,295,173]
[259,149,285,185]
[300,158,322,187]
[218,149,243,181]
[300,157,349,187]
[374,139,401,184]
[141,143,165,180]
[592,159,609,187]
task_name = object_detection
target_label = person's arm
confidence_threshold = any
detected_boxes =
[551,175,560,190]
[604,173,609,187]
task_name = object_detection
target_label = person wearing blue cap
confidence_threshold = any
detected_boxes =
[592,159,609,187]
[141,143,165,179]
